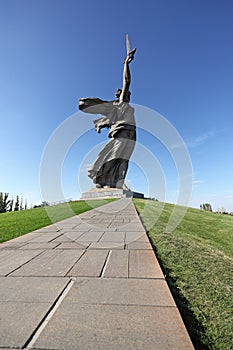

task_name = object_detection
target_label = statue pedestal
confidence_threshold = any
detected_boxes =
[81,187,144,200]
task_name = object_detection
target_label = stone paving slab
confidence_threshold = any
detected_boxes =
[0,241,27,249]
[76,230,105,242]
[0,277,69,348]
[129,249,164,278]
[68,223,91,231]
[117,224,145,231]
[11,249,85,277]
[100,230,125,242]
[127,241,153,250]
[0,277,69,302]
[52,230,86,241]
[125,231,150,242]
[89,226,117,232]
[28,231,63,243]
[33,224,61,233]
[89,241,125,250]
[0,232,38,244]
[0,249,43,276]
[0,198,194,349]
[0,301,51,348]
[33,304,193,350]
[64,278,175,306]
[56,242,90,249]
[67,249,109,277]
[19,242,60,249]
[103,250,129,277]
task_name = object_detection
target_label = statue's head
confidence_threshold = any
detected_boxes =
[115,88,122,98]
[115,89,131,102]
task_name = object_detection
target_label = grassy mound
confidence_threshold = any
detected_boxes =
[134,199,233,350]
[0,199,115,243]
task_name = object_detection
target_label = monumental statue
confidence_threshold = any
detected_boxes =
[79,36,136,189]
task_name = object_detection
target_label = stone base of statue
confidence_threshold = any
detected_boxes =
[81,187,144,200]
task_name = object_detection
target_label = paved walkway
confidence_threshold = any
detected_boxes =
[0,198,194,349]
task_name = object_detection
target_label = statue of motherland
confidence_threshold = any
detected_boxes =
[79,36,136,190]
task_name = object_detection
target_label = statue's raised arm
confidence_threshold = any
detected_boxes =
[119,48,136,103]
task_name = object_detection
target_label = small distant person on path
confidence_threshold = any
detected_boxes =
[79,46,136,189]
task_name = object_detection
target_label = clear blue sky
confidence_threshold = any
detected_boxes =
[1,0,233,212]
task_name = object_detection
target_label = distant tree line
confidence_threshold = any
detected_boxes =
[0,192,27,213]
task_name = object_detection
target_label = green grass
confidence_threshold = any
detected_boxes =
[0,199,115,243]
[133,199,233,350]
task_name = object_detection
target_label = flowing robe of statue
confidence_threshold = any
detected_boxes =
[79,98,136,188]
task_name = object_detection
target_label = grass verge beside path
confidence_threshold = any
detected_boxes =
[134,199,233,350]
[0,199,115,243]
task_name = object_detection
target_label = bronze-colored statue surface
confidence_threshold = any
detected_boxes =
[79,42,136,189]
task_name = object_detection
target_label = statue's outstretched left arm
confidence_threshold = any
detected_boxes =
[79,97,112,133]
